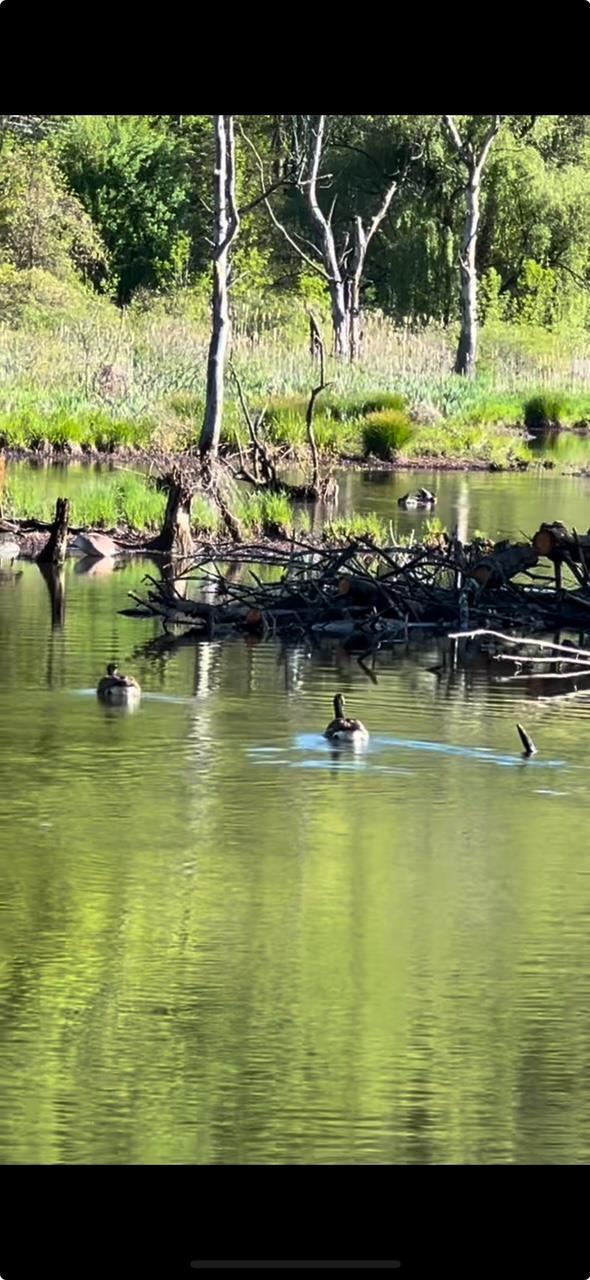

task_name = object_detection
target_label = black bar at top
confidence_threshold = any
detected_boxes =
[190,1264,401,1271]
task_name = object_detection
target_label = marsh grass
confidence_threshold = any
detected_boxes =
[2,467,305,539]
[403,422,534,467]
[3,470,166,530]
[239,490,296,535]
[4,302,590,462]
[0,406,154,451]
[325,513,389,542]
[362,411,414,459]
[523,392,567,430]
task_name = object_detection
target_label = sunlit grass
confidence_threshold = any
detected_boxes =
[3,470,165,530]
[324,512,389,542]
[4,303,590,466]
[239,490,295,534]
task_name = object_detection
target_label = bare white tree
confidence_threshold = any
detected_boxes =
[442,114,502,376]
[199,115,240,459]
[242,115,403,361]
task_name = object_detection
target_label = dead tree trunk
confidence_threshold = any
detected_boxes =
[148,474,194,557]
[348,273,362,363]
[242,117,403,362]
[347,215,374,361]
[305,319,331,491]
[199,115,240,459]
[228,319,333,501]
[308,119,401,361]
[442,116,501,377]
[37,497,69,566]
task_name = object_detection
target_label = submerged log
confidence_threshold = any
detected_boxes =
[470,542,538,587]
[36,497,70,567]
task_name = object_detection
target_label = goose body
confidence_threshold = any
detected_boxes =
[323,694,369,743]
[97,662,141,703]
[398,488,437,510]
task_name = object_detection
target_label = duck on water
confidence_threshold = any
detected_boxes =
[322,698,534,760]
[97,663,141,703]
[323,694,369,744]
[398,488,437,510]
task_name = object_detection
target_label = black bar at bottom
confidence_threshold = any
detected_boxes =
[190,1265,401,1271]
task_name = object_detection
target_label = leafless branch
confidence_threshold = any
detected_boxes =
[475,115,502,173]
[306,116,343,285]
[442,114,465,157]
[305,315,332,490]
[238,122,331,281]
[364,176,399,250]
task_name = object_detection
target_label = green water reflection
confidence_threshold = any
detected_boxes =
[1,472,590,1163]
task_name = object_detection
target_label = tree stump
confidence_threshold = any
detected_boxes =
[36,497,70,566]
[94,364,129,400]
[147,474,194,558]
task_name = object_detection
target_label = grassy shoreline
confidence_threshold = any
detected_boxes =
[3,306,590,475]
[2,437,590,477]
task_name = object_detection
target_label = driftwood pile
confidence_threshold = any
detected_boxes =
[121,519,590,651]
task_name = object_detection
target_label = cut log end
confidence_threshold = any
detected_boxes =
[516,722,537,757]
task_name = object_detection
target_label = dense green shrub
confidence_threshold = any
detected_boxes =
[56,116,212,301]
[0,265,101,329]
[523,393,566,430]
[0,143,106,283]
[362,410,414,459]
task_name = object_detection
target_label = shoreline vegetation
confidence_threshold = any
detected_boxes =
[5,439,590,480]
[3,302,590,477]
[1,115,590,493]
[0,469,455,549]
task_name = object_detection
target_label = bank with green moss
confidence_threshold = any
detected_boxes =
[3,382,590,475]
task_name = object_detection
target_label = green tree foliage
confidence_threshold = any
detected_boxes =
[478,117,590,326]
[0,140,106,281]
[54,115,213,302]
[0,114,590,337]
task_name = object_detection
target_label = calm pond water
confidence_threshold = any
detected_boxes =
[337,465,590,542]
[7,454,590,541]
[2,465,590,1164]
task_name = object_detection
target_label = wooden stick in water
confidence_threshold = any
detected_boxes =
[517,723,537,757]
[492,652,590,668]
[449,628,590,661]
